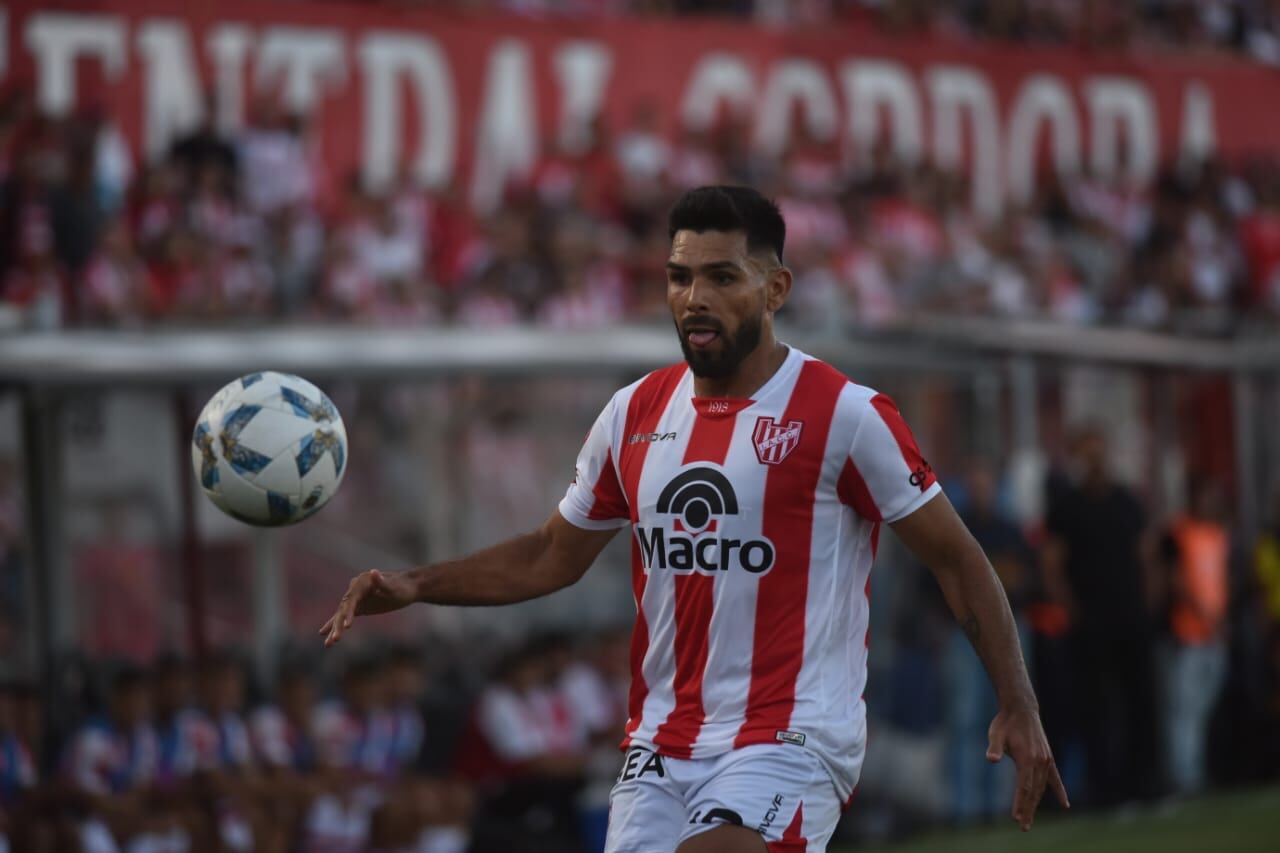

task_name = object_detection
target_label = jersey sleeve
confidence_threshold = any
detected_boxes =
[838,393,941,523]
[557,395,630,530]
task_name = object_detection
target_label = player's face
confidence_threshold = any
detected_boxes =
[667,230,777,380]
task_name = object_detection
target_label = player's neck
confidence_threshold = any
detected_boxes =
[692,337,789,400]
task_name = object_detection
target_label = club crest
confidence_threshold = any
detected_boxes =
[753,417,803,465]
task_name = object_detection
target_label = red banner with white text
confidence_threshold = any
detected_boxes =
[5,1,1280,213]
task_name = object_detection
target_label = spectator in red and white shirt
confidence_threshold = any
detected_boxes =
[239,99,313,217]
[82,217,150,326]
[538,215,628,329]
[2,243,64,329]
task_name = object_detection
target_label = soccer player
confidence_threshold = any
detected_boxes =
[321,186,1068,852]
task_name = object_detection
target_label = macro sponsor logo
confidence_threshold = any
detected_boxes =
[636,467,776,575]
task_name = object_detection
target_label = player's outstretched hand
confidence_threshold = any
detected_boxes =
[319,569,417,647]
[987,703,1069,831]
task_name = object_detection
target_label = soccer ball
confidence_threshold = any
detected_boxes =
[192,371,347,526]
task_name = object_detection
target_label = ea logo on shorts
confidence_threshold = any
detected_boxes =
[636,467,776,575]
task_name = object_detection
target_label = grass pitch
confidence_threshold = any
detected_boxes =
[839,785,1280,853]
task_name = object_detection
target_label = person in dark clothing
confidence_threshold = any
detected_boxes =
[50,123,102,280]
[168,101,238,197]
[1044,427,1158,808]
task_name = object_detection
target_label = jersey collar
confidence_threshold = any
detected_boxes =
[689,345,802,418]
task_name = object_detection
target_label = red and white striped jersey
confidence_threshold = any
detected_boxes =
[558,346,940,797]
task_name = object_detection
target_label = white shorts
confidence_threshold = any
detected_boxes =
[604,743,843,853]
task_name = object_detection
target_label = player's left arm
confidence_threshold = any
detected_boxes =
[892,492,1070,830]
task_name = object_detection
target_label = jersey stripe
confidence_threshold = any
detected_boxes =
[587,446,628,521]
[735,360,846,748]
[651,409,736,756]
[619,365,688,516]
[618,365,687,747]
[836,457,881,522]
[837,447,879,661]
[869,394,937,493]
[623,534,648,745]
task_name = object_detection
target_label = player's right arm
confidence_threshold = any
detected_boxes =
[321,513,618,646]
[322,391,631,647]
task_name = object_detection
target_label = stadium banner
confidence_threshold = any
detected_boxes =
[5,1,1280,214]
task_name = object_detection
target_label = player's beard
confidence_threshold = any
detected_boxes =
[677,312,764,380]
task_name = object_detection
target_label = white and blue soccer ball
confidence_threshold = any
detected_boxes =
[192,371,347,526]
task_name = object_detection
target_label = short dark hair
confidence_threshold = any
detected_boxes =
[668,185,785,263]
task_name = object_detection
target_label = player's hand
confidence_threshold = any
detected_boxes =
[319,569,417,647]
[987,703,1069,831]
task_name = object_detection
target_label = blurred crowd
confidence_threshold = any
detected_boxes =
[5,75,1280,336]
[862,428,1280,832]
[0,631,631,853]
[388,1,1280,62]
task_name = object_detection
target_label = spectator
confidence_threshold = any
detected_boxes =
[185,161,237,248]
[211,223,276,320]
[1240,174,1280,315]
[559,629,629,853]
[196,653,254,772]
[351,192,426,287]
[248,664,321,848]
[314,657,396,779]
[249,663,318,775]
[147,228,208,320]
[1044,428,1159,807]
[1157,478,1232,795]
[81,217,150,326]
[460,639,587,852]
[380,647,473,853]
[49,117,102,279]
[61,666,180,850]
[152,654,215,786]
[168,103,238,197]
[238,99,313,217]
[465,205,553,323]
[538,214,628,329]
[3,240,65,331]
[614,101,670,188]
[385,646,427,774]
[196,652,270,851]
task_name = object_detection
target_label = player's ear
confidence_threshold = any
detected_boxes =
[765,265,792,314]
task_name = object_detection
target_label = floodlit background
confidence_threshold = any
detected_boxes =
[2,1,1280,851]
